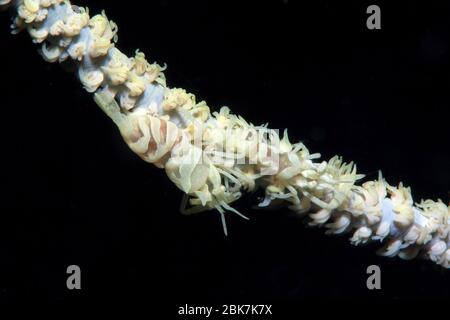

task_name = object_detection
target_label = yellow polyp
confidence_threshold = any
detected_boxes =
[89,14,109,36]
[90,35,111,58]
[40,0,52,8]
[79,69,104,93]
[64,12,89,36]
[101,65,129,85]
[28,26,48,43]
[393,207,415,228]
[162,88,196,112]
[190,102,210,122]
[132,50,149,76]
[41,42,63,62]
[125,73,146,97]
[18,5,37,23]
[49,20,65,36]
[24,0,40,13]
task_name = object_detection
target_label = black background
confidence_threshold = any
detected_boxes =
[0,0,449,312]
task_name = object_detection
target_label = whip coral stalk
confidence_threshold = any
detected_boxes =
[1,0,449,268]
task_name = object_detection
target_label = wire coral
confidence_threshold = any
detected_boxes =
[1,0,449,268]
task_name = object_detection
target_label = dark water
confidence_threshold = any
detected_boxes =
[0,0,449,312]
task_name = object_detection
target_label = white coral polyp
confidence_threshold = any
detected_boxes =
[2,0,449,268]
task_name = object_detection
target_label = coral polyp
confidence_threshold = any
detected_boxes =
[1,0,449,268]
